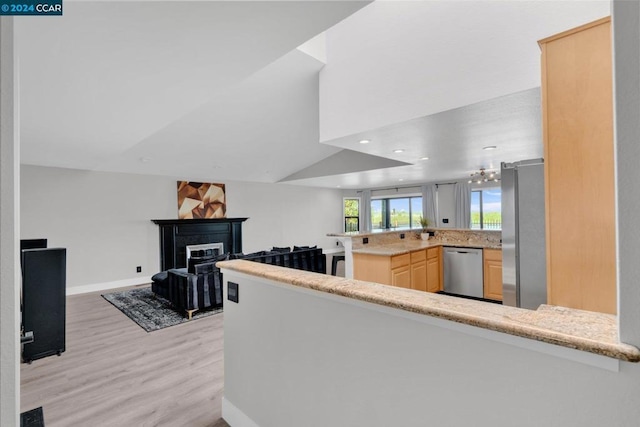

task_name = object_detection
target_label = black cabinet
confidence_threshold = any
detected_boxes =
[21,248,66,363]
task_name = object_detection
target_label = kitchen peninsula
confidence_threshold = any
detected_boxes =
[219,258,640,426]
[329,228,502,300]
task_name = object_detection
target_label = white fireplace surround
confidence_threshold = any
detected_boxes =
[186,242,224,265]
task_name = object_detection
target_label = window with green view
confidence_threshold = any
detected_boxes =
[471,188,501,230]
[343,198,360,232]
[371,196,422,230]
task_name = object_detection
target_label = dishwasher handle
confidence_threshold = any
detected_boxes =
[444,247,482,255]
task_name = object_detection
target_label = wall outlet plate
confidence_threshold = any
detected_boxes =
[363,237,369,244]
[400,233,405,239]
[228,281,239,303]
[443,218,449,224]
[136,266,142,273]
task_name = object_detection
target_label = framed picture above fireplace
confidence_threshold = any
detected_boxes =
[177,181,226,219]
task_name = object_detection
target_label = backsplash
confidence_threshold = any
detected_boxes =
[351,228,501,249]
[429,228,501,246]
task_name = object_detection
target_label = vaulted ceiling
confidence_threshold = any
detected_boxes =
[17,1,610,189]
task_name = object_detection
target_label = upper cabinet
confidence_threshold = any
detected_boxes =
[539,17,616,314]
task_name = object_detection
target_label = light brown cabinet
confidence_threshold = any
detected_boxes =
[539,17,616,314]
[353,246,442,293]
[426,247,442,293]
[410,250,427,292]
[483,249,503,301]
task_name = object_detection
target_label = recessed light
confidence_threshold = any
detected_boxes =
[140,157,151,163]
[359,139,371,144]
[393,149,404,153]
[398,178,404,181]
[336,185,341,188]
[419,156,429,161]
[483,145,497,150]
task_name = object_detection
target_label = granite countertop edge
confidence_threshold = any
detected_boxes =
[217,260,640,363]
[351,240,502,255]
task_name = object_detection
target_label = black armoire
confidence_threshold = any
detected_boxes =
[21,246,66,363]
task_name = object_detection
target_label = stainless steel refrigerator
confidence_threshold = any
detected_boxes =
[501,159,547,310]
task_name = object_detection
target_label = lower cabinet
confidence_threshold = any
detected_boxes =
[353,247,442,293]
[483,248,503,301]
[410,249,427,292]
[426,247,442,293]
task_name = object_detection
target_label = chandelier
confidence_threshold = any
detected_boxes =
[468,168,500,184]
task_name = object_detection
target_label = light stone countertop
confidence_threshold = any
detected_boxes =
[351,240,502,256]
[217,260,640,363]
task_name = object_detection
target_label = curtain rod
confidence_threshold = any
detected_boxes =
[355,181,458,193]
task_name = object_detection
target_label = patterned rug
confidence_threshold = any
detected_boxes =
[102,287,222,332]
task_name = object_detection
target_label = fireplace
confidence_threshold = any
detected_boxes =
[152,218,247,271]
[185,242,225,265]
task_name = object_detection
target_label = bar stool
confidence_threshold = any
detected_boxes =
[331,253,345,276]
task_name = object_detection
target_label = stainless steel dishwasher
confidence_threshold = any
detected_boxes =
[443,247,484,298]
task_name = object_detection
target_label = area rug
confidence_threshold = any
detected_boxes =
[102,287,222,332]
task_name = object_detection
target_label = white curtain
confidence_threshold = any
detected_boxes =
[361,190,372,232]
[454,182,471,228]
[421,184,437,226]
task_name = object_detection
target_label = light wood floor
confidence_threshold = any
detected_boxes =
[20,285,230,427]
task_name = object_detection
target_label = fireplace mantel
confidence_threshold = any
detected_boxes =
[152,218,248,271]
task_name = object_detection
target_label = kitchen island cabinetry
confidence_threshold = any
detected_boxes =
[353,247,441,293]
[426,247,442,293]
[483,248,503,301]
[391,253,411,288]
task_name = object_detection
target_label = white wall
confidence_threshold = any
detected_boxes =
[225,181,344,253]
[436,184,455,228]
[21,166,176,290]
[319,1,610,141]
[20,165,344,291]
[223,272,640,427]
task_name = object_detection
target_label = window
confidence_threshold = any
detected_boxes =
[343,198,360,232]
[471,188,501,229]
[371,196,422,230]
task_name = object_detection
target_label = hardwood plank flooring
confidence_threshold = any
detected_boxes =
[20,285,229,427]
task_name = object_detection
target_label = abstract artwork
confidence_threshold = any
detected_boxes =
[177,181,226,219]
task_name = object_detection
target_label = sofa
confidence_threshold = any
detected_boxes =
[151,254,225,319]
[151,246,325,318]
[238,246,326,274]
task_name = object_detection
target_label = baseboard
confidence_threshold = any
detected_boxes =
[222,397,260,427]
[66,276,152,296]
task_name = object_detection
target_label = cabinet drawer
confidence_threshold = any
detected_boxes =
[410,249,426,263]
[484,248,502,261]
[427,247,440,259]
[391,253,410,269]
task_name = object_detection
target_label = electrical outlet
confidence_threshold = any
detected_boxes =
[136,266,142,273]
[363,237,369,244]
[400,233,405,239]
[336,241,339,246]
[443,218,449,224]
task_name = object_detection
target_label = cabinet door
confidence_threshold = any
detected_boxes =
[391,265,411,288]
[411,261,427,292]
[426,247,442,292]
[483,249,503,301]
[353,253,393,285]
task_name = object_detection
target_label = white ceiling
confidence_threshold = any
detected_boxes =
[17,1,368,180]
[17,1,610,189]
[287,88,542,188]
